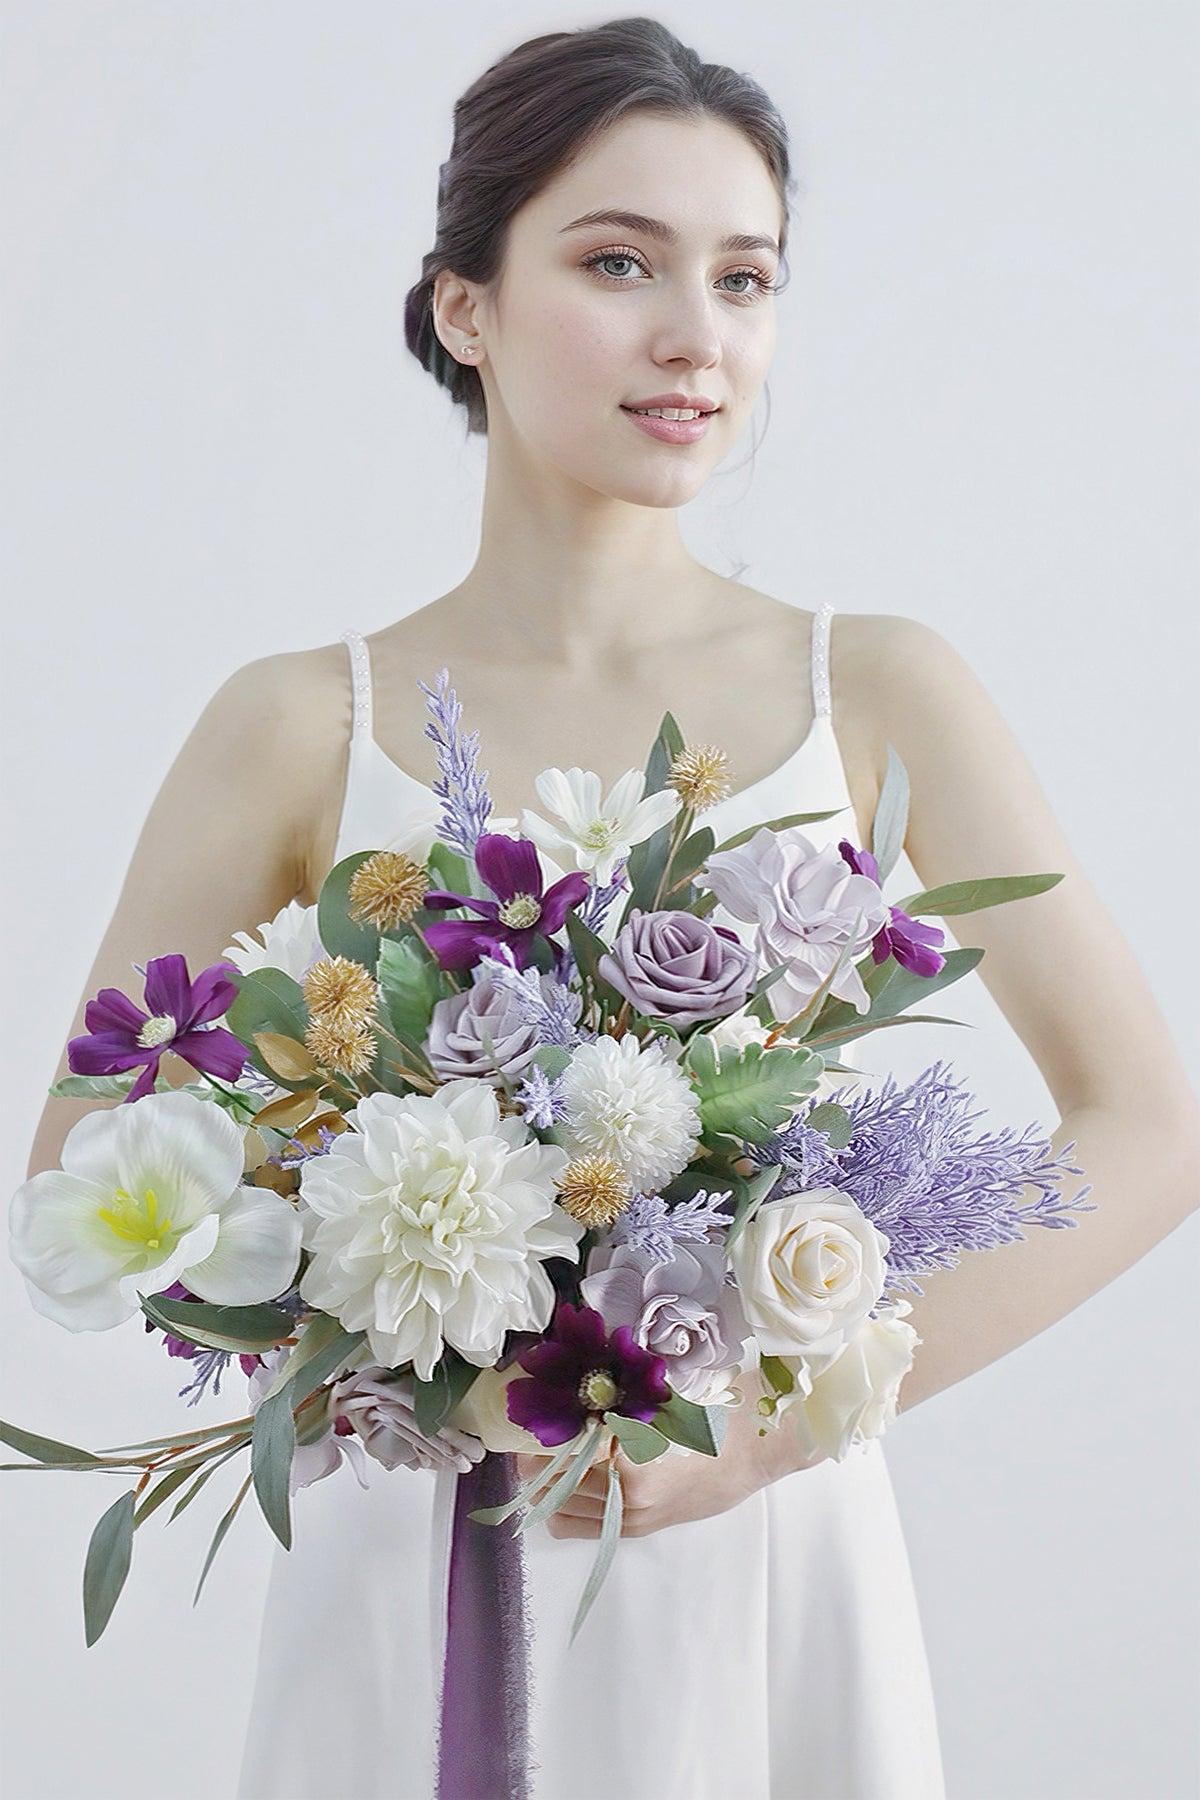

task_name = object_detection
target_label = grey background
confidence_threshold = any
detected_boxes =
[2,4,1197,1797]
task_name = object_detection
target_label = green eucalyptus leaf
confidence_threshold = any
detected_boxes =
[569,1457,624,1645]
[83,1489,136,1646]
[194,1471,254,1607]
[603,1412,671,1463]
[709,808,845,854]
[412,1348,481,1438]
[650,1391,724,1457]
[0,1420,105,1465]
[724,1162,783,1255]
[48,1072,141,1099]
[223,967,313,1094]
[533,1044,572,1080]
[427,841,473,896]
[806,946,983,1041]
[803,1101,854,1151]
[870,743,910,883]
[139,1292,297,1356]
[316,850,383,966]
[890,872,1065,916]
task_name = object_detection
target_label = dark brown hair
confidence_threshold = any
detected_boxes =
[403,16,798,437]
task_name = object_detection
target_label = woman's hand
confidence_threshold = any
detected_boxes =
[515,1372,827,1539]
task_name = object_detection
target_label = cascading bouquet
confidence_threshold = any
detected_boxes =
[4,669,1094,1798]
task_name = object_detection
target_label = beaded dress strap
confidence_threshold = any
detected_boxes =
[340,629,373,739]
[810,601,834,720]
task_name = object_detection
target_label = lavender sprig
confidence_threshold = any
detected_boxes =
[578,859,629,934]
[513,1065,568,1130]
[745,1058,1096,1299]
[478,947,585,1049]
[605,1187,736,1264]
[416,667,493,858]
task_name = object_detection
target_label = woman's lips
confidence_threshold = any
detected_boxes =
[620,406,717,445]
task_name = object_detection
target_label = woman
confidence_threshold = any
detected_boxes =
[24,18,1198,1800]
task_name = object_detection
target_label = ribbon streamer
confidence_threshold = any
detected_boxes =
[431,1450,537,1799]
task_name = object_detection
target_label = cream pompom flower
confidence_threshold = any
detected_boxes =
[295,1080,586,1381]
[519,766,680,887]
[8,1090,303,1331]
[557,1032,701,1194]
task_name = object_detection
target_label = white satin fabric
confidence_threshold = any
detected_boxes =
[235,608,947,1799]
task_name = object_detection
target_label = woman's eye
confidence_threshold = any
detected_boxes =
[580,248,776,301]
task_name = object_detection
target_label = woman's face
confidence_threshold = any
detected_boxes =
[455,111,784,507]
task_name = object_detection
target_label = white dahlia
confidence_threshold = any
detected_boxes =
[223,898,326,981]
[557,1033,701,1194]
[296,1080,585,1380]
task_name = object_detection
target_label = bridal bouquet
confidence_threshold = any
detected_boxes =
[5,668,1093,1795]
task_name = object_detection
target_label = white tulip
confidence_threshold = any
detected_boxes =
[8,1090,303,1331]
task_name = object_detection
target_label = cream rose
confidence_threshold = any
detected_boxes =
[775,1302,920,1462]
[728,1185,889,1359]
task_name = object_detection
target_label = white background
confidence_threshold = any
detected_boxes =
[2,4,1197,1796]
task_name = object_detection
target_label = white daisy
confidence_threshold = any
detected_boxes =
[557,1033,701,1194]
[519,766,680,887]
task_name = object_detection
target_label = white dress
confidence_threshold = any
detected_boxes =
[235,603,947,1800]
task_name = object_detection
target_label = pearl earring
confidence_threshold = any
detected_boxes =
[461,343,479,359]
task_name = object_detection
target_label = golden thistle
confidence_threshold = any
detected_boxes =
[304,1013,378,1076]
[348,850,429,930]
[554,1154,633,1230]
[668,743,732,813]
[302,954,379,1034]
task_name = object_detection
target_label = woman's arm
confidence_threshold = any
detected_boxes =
[23,649,336,1180]
[861,617,1200,1414]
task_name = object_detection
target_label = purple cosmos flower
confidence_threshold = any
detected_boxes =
[67,951,247,1104]
[505,1299,671,1446]
[422,832,590,973]
[838,840,946,977]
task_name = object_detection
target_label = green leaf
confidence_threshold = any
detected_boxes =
[564,911,625,1012]
[250,1386,296,1552]
[603,1412,671,1463]
[805,946,983,1042]
[569,1456,624,1644]
[620,712,685,920]
[427,841,473,896]
[804,1011,971,1050]
[685,1034,823,1145]
[48,1072,141,1099]
[194,1471,253,1607]
[870,743,910,882]
[260,1310,348,1402]
[890,872,1065,916]
[650,1391,725,1457]
[533,1044,572,1081]
[412,1348,481,1438]
[167,1441,248,1523]
[83,1489,135,1646]
[468,1432,584,1526]
[377,932,444,1049]
[138,1292,297,1356]
[223,967,313,1094]
[723,1162,783,1256]
[710,808,846,854]
[516,1425,605,1532]
[316,850,384,966]
[667,824,715,890]
[803,1101,854,1151]
[0,1420,105,1466]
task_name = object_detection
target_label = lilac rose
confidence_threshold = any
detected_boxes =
[596,907,757,1028]
[427,965,554,1082]
[580,1238,750,1404]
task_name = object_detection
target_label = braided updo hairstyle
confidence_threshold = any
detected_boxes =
[403,16,798,438]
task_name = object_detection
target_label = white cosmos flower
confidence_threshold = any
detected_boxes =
[7,1090,303,1332]
[557,1032,701,1194]
[519,766,680,887]
[295,1080,585,1381]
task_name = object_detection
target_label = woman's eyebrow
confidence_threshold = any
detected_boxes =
[558,208,779,257]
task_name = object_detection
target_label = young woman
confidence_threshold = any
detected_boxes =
[24,18,1198,1800]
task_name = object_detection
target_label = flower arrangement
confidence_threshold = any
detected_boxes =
[4,672,1094,1793]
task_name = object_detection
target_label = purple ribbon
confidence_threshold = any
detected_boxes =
[434,1451,536,1799]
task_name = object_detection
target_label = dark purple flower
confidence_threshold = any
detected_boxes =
[505,1299,671,1447]
[423,832,589,974]
[838,840,946,977]
[68,952,247,1104]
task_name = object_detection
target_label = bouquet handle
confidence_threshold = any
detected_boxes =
[431,1451,536,1799]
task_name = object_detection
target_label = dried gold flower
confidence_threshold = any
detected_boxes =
[302,954,379,1033]
[304,1013,378,1076]
[348,850,429,930]
[554,1154,633,1230]
[668,743,732,813]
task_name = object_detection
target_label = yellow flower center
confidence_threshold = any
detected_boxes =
[96,1185,174,1252]
[580,817,620,852]
[497,892,542,929]
[578,1367,621,1412]
[136,1014,177,1048]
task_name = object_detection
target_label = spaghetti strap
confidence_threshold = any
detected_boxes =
[810,601,834,721]
[340,629,373,739]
